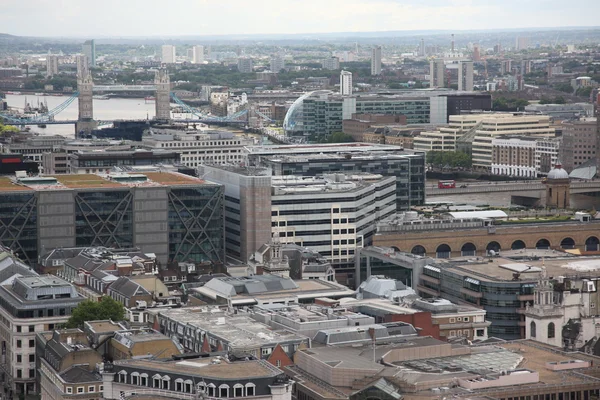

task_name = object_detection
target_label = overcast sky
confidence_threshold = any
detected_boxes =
[3,0,599,38]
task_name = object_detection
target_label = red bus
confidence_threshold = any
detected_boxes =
[438,180,456,189]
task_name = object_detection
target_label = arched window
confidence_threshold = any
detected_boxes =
[152,374,161,388]
[131,372,140,386]
[536,239,551,249]
[207,383,216,397]
[219,384,230,398]
[436,244,452,259]
[118,370,127,384]
[234,384,244,397]
[560,237,575,249]
[411,245,426,256]
[140,373,148,386]
[530,321,536,338]
[548,322,555,339]
[585,236,600,252]
[245,383,256,397]
[162,376,171,391]
[175,378,184,392]
[197,382,206,394]
[184,380,194,394]
[461,242,477,256]
[511,240,526,250]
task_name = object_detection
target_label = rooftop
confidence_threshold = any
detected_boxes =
[114,357,283,380]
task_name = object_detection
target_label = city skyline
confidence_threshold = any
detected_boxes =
[2,0,600,38]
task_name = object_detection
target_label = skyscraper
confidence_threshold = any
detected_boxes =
[371,46,382,76]
[472,44,481,61]
[270,55,285,72]
[82,39,96,67]
[192,45,204,64]
[419,39,425,57]
[45,54,59,78]
[340,70,353,96]
[458,61,474,91]
[161,45,176,64]
[429,59,445,88]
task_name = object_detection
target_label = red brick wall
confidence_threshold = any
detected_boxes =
[384,311,440,339]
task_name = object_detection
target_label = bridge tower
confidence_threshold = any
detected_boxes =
[155,68,171,121]
[76,70,98,134]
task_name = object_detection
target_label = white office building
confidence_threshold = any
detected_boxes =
[371,46,382,76]
[192,45,205,64]
[339,70,353,96]
[141,128,253,167]
[161,45,176,64]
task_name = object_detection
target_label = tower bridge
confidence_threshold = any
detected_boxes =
[0,68,259,131]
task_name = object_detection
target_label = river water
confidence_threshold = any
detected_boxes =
[4,94,160,138]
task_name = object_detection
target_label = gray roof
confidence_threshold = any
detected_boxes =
[204,275,299,297]
[108,277,151,298]
[60,366,102,383]
[0,252,37,283]
[313,322,417,345]
[303,264,330,273]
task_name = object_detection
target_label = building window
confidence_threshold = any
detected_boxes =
[16,340,21,348]
[99,385,104,392]
[16,326,21,333]
[463,317,469,322]
[276,360,281,367]
[29,369,35,378]
[89,386,95,393]
[77,387,84,394]
[246,383,255,396]
[476,329,485,337]
[219,384,229,397]
[548,322,555,339]
[29,325,35,333]
[234,384,244,397]
[29,354,34,363]
[530,321,536,338]
[66,387,73,394]
[29,339,34,348]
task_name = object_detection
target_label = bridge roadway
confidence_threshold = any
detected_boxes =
[426,180,600,197]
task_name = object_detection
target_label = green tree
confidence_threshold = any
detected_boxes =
[66,296,125,329]
[327,132,355,143]
[426,151,472,169]
[0,121,19,134]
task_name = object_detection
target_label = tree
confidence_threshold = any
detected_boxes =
[426,151,472,169]
[66,296,125,328]
[0,121,19,134]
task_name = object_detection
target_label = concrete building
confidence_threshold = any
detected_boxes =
[0,264,83,397]
[4,135,65,163]
[322,56,340,70]
[560,119,598,173]
[156,306,309,356]
[342,114,407,141]
[192,45,204,64]
[67,149,180,174]
[429,59,445,88]
[237,57,254,73]
[161,45,176,64]
[82,39,96,67]
[414,114,484,152]
[252,146,425,212]
[371,46,382,76]
[46,55,59,78]
[339,70,352,96]
[270,55,285,73]
[103,355,293,400]
[491,136,559,177]
[197,165,272,262]
[141,128,252,167]
[516,36,530,50]
[0,172,224,267]
[458,61,474,91]
[75,54,89,78]
[525,103,594,119]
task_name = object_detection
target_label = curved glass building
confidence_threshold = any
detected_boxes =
[283,90,333,136]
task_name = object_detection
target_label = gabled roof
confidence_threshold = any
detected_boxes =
[108,277,151,298]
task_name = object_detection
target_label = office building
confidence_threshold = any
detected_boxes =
[197,165,272,262]
[269,55,285,72]
[141,128,252,167]
[237,57,254,73]
[5,135,66,163]
[458,60,474,91]
[0,252,84,397]
[321,56,340,70]
[491,136,559,177]
[103,355,293,400]
[82,39,96,67]
[46,54,59,78]
[192,45,204,64]
[187,274,355,306]
[67,149,180,174]
[250,145,425,212]
[429,58,445,88]
[558,120,598,173]
[0,172,224,266]
[161,45,176,64]
[371,45,382,75]
[75,54,89,78]
[339,70,352,96]
[157,306,309,356]
[414,114,485,152]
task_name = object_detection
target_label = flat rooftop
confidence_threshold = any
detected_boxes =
[85,320,124,333]
[246,142,407,155]
[0,172,208,192]
[441,250,600,282]
[159,307,308,347]
[114,358,282,380]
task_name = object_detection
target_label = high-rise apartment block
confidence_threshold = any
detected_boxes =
[192,45,204,64]
[82,39,96,67]
[371,46,382,75]
[472,43,481,61]
[339,70,353,96]
[161,45,176,64]
[418,38,425,57]
[322,56,340,70]
[458,60,474,91]
[237,57,254,73]
[429,59,445,88]
[269,55,285,72]
[515,36,530,51]
[45,55,59,78]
